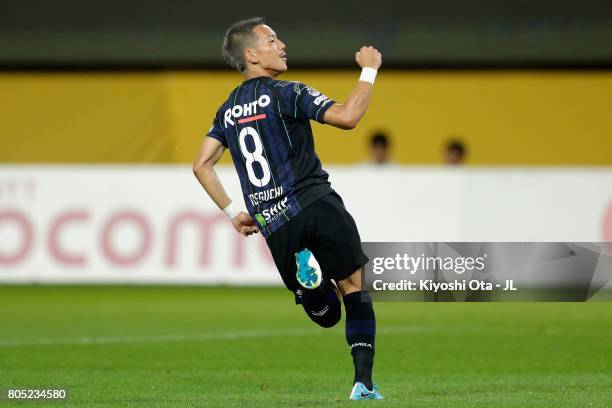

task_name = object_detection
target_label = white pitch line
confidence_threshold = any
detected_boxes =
[0,326,432,348]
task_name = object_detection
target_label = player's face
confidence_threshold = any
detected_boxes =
[251,25,287,74]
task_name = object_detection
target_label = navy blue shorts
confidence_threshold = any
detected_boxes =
[266,192,369,293]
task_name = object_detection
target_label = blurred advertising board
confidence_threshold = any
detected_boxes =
[0,166,610,284]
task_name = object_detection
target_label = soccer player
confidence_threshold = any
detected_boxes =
[193,17,383,400]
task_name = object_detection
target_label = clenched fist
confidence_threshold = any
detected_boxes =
[355,46,382,70]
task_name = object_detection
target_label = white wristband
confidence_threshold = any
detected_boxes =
[222,202,240,220]
[359,67,377,84]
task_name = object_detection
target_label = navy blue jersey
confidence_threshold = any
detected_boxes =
[207,76,336,238]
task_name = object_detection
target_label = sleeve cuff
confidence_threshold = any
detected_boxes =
[315,100,336,124]
[207,132,227,147]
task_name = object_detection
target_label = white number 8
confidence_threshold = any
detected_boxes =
[239,126,271,187]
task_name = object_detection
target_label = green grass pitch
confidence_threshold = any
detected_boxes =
[0,286,611,407]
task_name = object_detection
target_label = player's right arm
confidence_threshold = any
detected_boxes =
[193,137,259,237]
[323,46,382,130]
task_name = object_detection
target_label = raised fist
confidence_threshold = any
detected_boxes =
[355,46,382,70]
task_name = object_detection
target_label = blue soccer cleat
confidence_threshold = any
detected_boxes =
[295,248,322,289]
[349,382,384,400]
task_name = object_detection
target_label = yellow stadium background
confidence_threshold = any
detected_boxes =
[1,71,611,165]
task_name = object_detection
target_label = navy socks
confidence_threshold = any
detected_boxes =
[299,279,341,328]
[343,290,376,389]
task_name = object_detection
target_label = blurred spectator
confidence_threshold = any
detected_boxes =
[368,131,393,166]
[444,139,467,165]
